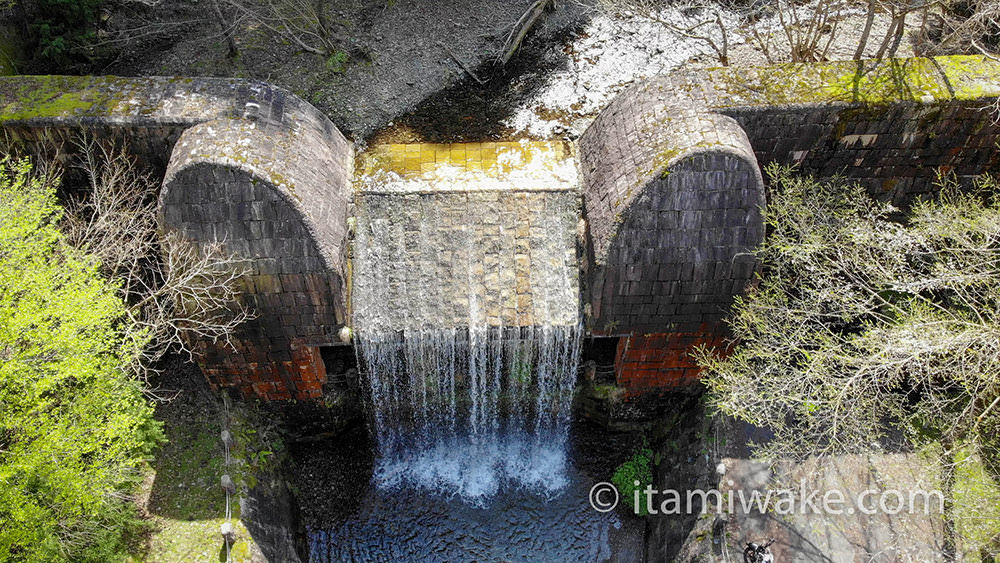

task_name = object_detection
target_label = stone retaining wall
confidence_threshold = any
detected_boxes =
[580,55,1000,396]
[3,56,998,401]
[1,76,354,401]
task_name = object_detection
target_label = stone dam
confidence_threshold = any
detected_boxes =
[1,55,999,407]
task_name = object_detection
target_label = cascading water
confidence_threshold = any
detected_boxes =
[351,143,583,501]
[302,143,643,561]
[355,325,581,500]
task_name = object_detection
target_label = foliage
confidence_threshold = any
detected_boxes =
[951,445,1000,559]
[227,399,285,490]
[935,0,1000,56]
[612,446,653,516]
[325,49,348,73]
[700,165,1000,467]
[16,0,106,71]
[0,157,163,562]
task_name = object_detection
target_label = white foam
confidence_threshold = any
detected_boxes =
[374,433,570,504]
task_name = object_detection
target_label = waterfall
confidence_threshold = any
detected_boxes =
[352,145,581,501]
[355,326,581,500]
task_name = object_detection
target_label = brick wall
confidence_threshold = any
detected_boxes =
[727,102,1000,205]
[646,56,1000,205]
[615,329,731,397]
[194,336,328,401]
[0,75,351,187]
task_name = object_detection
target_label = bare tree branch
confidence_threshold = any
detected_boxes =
[61,135,255,384]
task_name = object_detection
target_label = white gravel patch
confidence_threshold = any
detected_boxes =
[505,7,745,138]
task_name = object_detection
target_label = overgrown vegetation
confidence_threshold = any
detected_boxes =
[700,165,1000,551]
[60,137,254,381]
[612,445,654,516]
[135,378,276,563]
[0,135,257,560]
[0,157,163,561]
[6,0,106,72]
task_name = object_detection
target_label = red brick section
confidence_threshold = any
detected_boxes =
[193,337,327,401]
[615,325,731,398]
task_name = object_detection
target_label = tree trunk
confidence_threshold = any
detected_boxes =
[887,10,907,59]
[874,12,903,60]
[854,0,876,59]
[211,0,238,58]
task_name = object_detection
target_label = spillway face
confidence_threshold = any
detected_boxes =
[351,142,583,500]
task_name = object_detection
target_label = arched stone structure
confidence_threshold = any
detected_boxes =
[582,107,764,333]
[580,91,765,393]
[578,56,1000,396]
[161,118,352,400]
[3,56,998,401]
[1,75,354,401]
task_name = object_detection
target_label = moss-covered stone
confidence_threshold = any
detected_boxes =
[0,75,143,124]
[705,55,1000,108]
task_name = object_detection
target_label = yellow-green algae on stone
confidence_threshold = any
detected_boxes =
[2,55,997,125]
[355,140,578,193]
[0,75,222,125]
[705,55,1000,107]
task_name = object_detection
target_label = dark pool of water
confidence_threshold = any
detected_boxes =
[290,417,645,562]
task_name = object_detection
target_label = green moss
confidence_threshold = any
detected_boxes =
[952,445,1000,559]
[651,147,682,177]
[130,399,274,563]
[0,75,152,123]
[612,446,654,516]
[825,58,948,103]
[264,169,300,201]
[1,86,92,121]
[590,383,624,400]
[936,55,1000,100]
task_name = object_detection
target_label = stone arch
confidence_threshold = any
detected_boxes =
[582,103,764,335]
[579,93,764,391]
[160,118,351,400]
[599,143,763,333]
